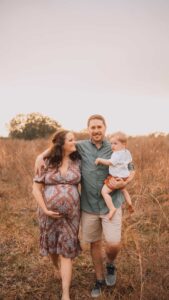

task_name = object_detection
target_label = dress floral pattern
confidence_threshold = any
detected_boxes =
[34,160,81,258]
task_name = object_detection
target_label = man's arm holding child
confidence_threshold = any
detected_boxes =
[95,157,135,189]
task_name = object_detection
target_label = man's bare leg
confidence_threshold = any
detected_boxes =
[105,242,121,286]
[105,242,121,262]
[91,240,104,280]
[90,240,105,297]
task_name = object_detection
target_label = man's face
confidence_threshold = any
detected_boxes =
[88,119,106,144]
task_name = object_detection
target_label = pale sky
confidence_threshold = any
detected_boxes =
[0,0,169,137]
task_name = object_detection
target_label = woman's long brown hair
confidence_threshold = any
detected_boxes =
[46,129,81,168]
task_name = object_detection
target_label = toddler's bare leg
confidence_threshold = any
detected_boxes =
[121,188,134,213]
[102,185,116,219]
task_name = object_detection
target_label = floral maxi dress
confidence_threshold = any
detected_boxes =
[34,160,81,258]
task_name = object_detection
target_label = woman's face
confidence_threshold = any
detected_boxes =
[63,132,76,155]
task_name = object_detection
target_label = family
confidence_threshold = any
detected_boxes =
[33,114,135,300]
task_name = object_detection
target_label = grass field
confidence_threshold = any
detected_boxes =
[0,134,169,300]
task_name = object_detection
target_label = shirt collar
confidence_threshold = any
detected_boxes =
[90,138,107,148]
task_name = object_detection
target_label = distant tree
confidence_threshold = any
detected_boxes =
[8,112,61,139]
[75,129,89,140]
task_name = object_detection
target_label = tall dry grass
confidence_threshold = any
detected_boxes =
[0,134,169,300]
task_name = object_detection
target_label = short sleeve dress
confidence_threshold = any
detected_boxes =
[34,159,81,258]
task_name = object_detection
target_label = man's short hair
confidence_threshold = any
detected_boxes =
[87,114,106,127]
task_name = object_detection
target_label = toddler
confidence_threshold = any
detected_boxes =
[95,131,134,219]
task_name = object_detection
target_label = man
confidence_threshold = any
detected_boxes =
[35,114,135,298]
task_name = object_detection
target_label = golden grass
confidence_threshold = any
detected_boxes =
[0,134,169,299]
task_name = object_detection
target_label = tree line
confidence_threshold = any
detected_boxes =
[8,113,61,140]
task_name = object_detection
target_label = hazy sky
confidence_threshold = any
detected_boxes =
[0,0,169,136]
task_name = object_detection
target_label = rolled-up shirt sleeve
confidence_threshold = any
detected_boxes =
[128,162,135,171]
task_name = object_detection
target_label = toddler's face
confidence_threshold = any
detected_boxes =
[110,137,125,152]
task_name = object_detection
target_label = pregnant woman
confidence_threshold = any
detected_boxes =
[32,129,81,300]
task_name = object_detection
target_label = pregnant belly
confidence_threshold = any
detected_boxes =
[44,186,79,215]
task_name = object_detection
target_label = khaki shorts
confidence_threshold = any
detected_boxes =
[81,207,122,244]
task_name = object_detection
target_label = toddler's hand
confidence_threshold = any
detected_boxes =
[95,158,100,165]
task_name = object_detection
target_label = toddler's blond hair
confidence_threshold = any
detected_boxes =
[110,131,128,144]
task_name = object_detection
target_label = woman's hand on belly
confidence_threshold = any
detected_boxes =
[45,209,63,219]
